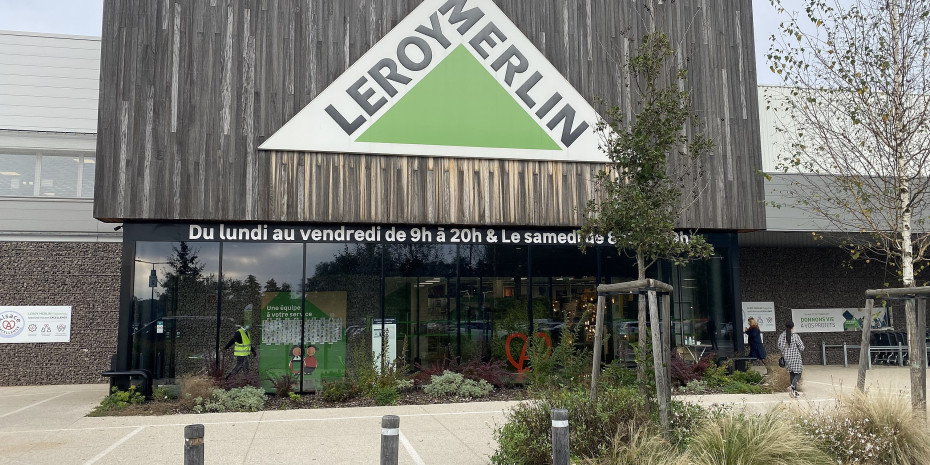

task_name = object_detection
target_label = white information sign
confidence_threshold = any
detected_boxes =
[372,318,397,373]
[741,302,777,332]
[0,306,72,343]
[791,307,888,333]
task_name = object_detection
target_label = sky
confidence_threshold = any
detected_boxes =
[0,0,788,85]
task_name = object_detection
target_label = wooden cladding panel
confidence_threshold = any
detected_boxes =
[95,0,765,230]
[265,152,601,227]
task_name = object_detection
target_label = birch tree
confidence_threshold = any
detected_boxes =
[766,0,930,286]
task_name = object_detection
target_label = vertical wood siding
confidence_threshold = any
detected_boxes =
[95,0,765,230]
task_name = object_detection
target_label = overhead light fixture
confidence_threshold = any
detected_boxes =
[0,171,20,176]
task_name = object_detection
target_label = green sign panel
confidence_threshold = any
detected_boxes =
[258,291,347,391]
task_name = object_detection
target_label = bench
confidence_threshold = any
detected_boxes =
[101,369,153,399]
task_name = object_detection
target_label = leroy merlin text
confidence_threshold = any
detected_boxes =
[325,0,589,147]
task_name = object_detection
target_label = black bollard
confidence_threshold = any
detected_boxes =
[380,415,400,465]
[184,424,205,465]
[551,409,569,465]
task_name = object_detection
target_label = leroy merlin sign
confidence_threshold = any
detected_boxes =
[260,0,606,162]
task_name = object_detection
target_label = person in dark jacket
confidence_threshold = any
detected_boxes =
[745,317,766,360]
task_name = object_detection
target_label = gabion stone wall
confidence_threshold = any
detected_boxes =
[740,246,923,366]
[0,241,121,385]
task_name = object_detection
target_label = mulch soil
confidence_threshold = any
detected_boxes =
[106,386,529,416]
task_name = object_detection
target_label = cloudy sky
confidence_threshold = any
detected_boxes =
[0,0,787,85]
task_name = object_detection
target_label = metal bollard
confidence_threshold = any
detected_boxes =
[380,415,400,465]
[184,424,204,465]
[551,409,569,465]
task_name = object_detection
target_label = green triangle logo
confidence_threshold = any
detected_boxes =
[355,45,560,151]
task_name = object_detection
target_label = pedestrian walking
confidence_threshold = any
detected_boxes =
[777,320,804,397]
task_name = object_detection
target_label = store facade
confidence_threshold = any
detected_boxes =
[97,0,765,390]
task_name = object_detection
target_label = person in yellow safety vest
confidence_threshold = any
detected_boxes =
[223,325,255,379]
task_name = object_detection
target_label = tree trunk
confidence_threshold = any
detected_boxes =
[636,251,649,396]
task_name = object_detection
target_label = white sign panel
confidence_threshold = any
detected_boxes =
[0,306,72,343]
[372,318,397,373]
[741,302,776,332]
[791,307,888,333]
[260,0,606,162]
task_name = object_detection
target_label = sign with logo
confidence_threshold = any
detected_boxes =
[741,302,776,332]
[0,306,71,343]
[260,0,605,162]
[791,307,889,333]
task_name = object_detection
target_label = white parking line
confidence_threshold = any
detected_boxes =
[0,391,71,419]
[399,431,426,465]
[84,426,145,465]
[0,408,513,435]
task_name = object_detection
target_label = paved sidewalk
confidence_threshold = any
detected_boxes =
[1,365,928,464]
[678,364,930,415]
[0,384,516,465]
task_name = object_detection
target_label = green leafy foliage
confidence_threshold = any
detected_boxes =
[579,30,714,272]
[192,386,266,413]
[372,386,399,406]
[90,386,145,415]
[492,386,653,465]
[423,370,494,399]
[320,379,361,402]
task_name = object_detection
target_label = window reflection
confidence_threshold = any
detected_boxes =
[125,234,738,388]
[132,241,220,383]
[0,153,95,198]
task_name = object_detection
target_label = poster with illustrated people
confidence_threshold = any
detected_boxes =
[258,291,347,392]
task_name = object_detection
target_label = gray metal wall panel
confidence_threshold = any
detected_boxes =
[94,0,766,230]
[0,31,100,134]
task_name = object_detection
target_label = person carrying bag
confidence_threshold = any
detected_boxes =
[777,320,805,397]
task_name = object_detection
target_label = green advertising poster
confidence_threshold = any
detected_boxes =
[259,291,347,392]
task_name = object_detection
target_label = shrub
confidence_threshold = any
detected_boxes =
[764,354,791,392]
[372,386,399,406]
[348,330,412,395]
[91,386,146,415]
[669,352,712,387]
[797,390,930,465]
[679,379,709,394]
[413,352,458,386]
[582,427,686,465]
[152,385,178,401]
[843,390,930,465]
[179,374,216,409]
[668,400,718,447]
[423,370,494,398]
[458,355,510,388]
[195,386,266,413]
[597,362,637,389]
[685,412,833,465]
[492,386,651,465]
[729,368,763,385]
[321,379,360,402]
[266,373,296,398]
[526,334,590,391]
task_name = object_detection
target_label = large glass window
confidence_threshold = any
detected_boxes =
[0,153,95,198]
[124,232,739,389]
[0,154,36,196]
[132,241,221,383]
[222,243,303,388]
[305,243,382,391]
